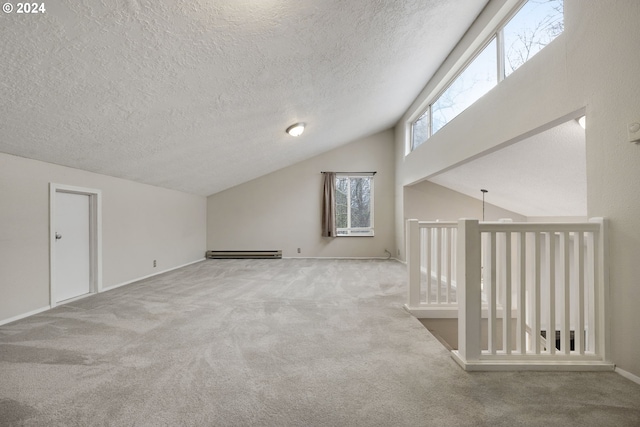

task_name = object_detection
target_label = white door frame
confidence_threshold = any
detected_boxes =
[49,183,102,308]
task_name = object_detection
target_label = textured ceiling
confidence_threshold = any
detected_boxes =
[0,0,488,196]
[428,120,587,217]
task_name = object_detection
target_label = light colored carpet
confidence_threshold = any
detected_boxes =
[1,259,639,426]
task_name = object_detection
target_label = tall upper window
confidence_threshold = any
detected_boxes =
[431,38,497,136]
[410,0,563,152]
[504,0,564,77]
[335,174,374,236]
[411,110,429,151]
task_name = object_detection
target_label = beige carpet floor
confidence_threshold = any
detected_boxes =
[1,259,639,426]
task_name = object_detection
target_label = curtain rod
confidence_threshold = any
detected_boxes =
[321,171,376,175]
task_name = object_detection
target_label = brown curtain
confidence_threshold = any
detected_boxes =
[321,172,336,237]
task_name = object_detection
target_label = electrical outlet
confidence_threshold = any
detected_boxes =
[153,260,157,268]
[297,248,301,254]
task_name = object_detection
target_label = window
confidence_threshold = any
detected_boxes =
[409,0,564,152]
[411,38,497,150]
[411,110,429,151]
[335,175,374,236]
[431,38,497,136]
[503,0,564,77]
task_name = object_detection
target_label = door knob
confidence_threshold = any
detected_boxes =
[55,232,62,240]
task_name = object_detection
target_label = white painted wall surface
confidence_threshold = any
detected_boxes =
[0,153,206,323]
[207,130,395,258]
[394,0,640,377]
[404,180,527,223]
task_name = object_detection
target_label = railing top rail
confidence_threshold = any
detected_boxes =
[418,221,458,228]
[409,219,603,232]
[478,222,600,232]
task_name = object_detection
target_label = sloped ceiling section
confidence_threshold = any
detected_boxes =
[0,0,488,196]
[428,120,587,217]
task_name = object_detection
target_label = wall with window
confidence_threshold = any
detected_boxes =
[207,129,395,258]
[410,0,564,152]
[394,0,640,378]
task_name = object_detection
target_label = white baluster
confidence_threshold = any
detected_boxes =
[575,232,585,355]
[425,227,432,304]
[504,231,512,354]
[489,232,497,355]
[436,227,442,304]
[548,232,556,355]
[517,231,527,355]
[534,232,541,355]
[562,231,571,355]
[446,227,453,304]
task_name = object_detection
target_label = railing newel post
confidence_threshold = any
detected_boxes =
[407,219,421,308]
[457,219,482,365]
[590,217,610,362]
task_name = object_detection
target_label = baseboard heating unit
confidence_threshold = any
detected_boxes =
[206,250,282,259]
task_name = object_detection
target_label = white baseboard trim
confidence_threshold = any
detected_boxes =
[57,292,94,305]
[615,366,640,385]
[0,305,51,326]
[102,258,205,292]
[0,259,206,326]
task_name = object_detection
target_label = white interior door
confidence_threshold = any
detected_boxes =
[55,192,91,302]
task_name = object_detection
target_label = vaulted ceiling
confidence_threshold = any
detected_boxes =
[428,119,587,217]
[0,0,489,196]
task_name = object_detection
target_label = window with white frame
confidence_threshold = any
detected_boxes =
[503,0,564,77]
[431,37,497,137]
[335,174,374,236]
[410,0,563,152]
[410,110,429,151]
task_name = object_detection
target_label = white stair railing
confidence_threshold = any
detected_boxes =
[406,220,459,318]
[406,218,612,371]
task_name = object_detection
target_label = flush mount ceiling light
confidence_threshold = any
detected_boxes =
[286,122,306,137]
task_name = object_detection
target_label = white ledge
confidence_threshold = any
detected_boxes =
[452,351,615,372]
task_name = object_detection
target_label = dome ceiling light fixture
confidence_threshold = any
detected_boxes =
[286,122,306,137]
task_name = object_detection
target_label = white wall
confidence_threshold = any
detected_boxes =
[207,130,396,258]
[405,180,527,223]
[394,0,640,377]
[0,152,207,323]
